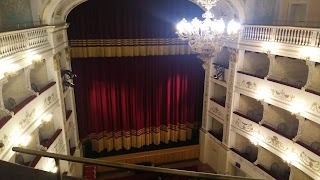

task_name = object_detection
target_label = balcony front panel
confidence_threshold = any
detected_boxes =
[231,114,320,179]
[208,100,226,122]
[228,150,275,180]
[235,72,320,124]
[0,84,58,160]
[65,116,75,140]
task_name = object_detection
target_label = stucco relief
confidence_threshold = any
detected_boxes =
[264,135,288,151]
[237,80,257,91]
[310,102,320,114]
[209,107,223,119]
[271,89,295,102]
[300,152,320,172]
[232,118,254,132]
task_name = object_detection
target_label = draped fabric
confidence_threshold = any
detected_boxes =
[67,0,203,39]
[72,55,204,152]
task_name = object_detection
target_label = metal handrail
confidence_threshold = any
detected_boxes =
[12,147,260,180]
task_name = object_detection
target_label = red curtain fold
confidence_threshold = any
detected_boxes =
[72,55,204,150]
[67,0,203,39]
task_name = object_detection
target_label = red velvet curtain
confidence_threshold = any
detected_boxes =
[67,0,203,39]
[72,55,204,152]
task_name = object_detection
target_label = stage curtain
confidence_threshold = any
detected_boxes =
[67,0,203,39]
[72,55,204,152]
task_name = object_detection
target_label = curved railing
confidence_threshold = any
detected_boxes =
[12,147,260,180]
[241,25,320,47]
[0,26,51,58]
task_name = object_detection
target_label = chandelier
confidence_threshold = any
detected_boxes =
[176,0,241,57]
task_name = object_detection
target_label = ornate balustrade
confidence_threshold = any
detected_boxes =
[241,25,320,47]
[231,113,320,179]
[235,72,320,124]
[0,27,51,58]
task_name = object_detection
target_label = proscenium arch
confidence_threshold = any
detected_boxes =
[44,0,246,25]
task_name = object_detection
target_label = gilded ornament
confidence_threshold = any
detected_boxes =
[53,52,61,71]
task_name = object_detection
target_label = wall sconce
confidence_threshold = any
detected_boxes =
[282,150,298,165]
[43,114,53,122]
[18,136,32,147]
[289,101,305,115]
[263,42,277,54]
[3,64,19,77]
[255,87,270,102]
[32,55,45,64]
[250,132,264,146]
[299,47,316,61]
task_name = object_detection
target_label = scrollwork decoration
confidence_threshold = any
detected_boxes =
[237,80,257,91]
[300,152,320,172]
[310,102,320,114]
[232,118,254,132]
[265,135,288,151]
[209,107,223,118]
[271,89,295,102]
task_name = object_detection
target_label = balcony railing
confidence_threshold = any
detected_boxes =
[241,25,320,47]
[0,26,50,58]
[12,147,259,180]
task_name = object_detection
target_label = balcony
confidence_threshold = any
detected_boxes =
[257,147,290,180]
[2,69,37,114]
[238,52,269,79]
[234,94,263,124]
[241,25,320,48]
[208,117,223,142]
[290,166,313,180]
[296,119,320,156]
[261,104,299,140]
[209,83,226,108]
[0,27,50,58]
[231,133,258,163]
[267,56,308,89]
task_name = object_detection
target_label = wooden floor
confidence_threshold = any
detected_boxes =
[97,160,216,180]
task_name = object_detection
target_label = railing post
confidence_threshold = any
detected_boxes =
[310,30,318,46]
[55,158,62,180]
[270,28,276,42]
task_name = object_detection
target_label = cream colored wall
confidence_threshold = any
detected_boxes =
[30,63,49,89]
[291,166,313,180]
[238,95,262,113]
[278,0,320,25]
[243,52,269,76]
[206,136,228,174]
[2,69,30,108]
[300,120,320,145]
[265,105,299,132]
[272,57,308,85]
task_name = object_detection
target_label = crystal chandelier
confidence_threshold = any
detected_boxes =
[176,0,241,57]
